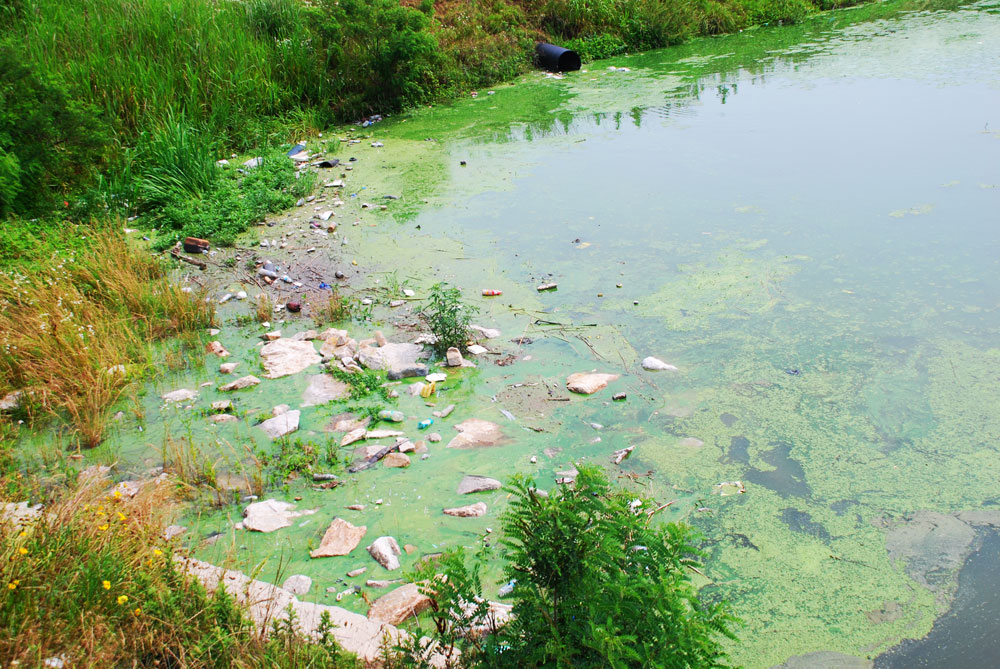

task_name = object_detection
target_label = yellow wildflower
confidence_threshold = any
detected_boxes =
[103,580,111,590]
[133,607,141,616]
[112,490,122,500]
[117,595,128,605]
[17,547,27,555]
[98,524,109,531]
[116,512,126,522]
[153,549,163,557]
[18,531,27,538]
[7,580,19,590]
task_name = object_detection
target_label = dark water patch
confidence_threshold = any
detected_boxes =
[744,441,811,499]
[728,533,760,551]
[830,499,857,516]
[876,530,1000,668]
[720,412,739,428]
[780,508,831,541]
[721,435,750,465]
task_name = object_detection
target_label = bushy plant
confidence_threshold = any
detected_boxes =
[401,466,737,668]
[420,283,478,355]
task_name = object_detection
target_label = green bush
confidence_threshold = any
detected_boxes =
[420,283,479,355]
[0,47,107,217]
[401,466,737,667]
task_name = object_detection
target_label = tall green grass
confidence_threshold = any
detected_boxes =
[3,0,330,147]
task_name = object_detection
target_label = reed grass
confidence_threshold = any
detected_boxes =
[0,223,214,448]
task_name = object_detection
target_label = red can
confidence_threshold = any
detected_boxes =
[482,289,503,296]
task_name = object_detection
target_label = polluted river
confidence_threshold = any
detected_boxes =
[24,0,1000,665]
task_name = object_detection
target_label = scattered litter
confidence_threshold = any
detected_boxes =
[611,446,635,465]
[537,283,558,291]
[482,289,503,296]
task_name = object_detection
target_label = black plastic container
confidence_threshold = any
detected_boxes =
[535,43,581,72]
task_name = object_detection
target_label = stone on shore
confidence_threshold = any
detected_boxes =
[219,362,239,374]
[641,356,678,372]
[258,410,300,439]
[210,414,238,424]
[310,518,367,558]
[301,374,350,407]
[282,575,312,595]
[206,341,230,358]
[445,347,464,367]
[162,388,197,403]
[447,419,504,449]
[367,536,403,570]
[368,583,432,625]
[566,372,620,395]
[243,499,317,533]
[261,339,322,378]
[457,475,502,495]
[220,375,261,392]
[443,502,488,518]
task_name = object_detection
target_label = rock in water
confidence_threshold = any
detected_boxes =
[219,362,239,374]
[447,419,505,449]
[219,375,261,392]
[457,475,502,495]
[162,388,197,403]
[258,410,300,439]
[282,574,312,595]
[367,536,403,570]
[243,499,316,533]
[357,342,428,379]
[383,453,411,468]
[445,347,464,367]
[310,518,367,558]
[301,374,350,407]
[260,339,322,378]
[368,583,432,625]
[641,356,678,371]
[443,502,488,517]
[566,372,620,395]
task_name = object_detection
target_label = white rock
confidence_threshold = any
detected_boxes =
[368,583,432,625]
[457,475,502,495]
[470,325,500,339]
[283,574,312,595]
[301,374,350,407]
[641,356,678,372]
[443,502,488,517]
[311,518,368,558]
[447,419,504,449]
[260,339,322,378]
[258,410,300,439]
[467,344,488,355]
[219,375,261,392]
[445,347,464,367]
[367,536,403,570]
[220,362,239,374]
[566,372,620,395]
[243,499,317,533]
[162,388,197,403]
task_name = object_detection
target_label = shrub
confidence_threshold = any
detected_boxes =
[420,283,478,355]
[401,466,738,667]
[0,47,107,217]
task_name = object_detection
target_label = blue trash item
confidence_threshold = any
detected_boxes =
[418,418,434,430]
[319,282,331,290]
[498,580,517,597]
[286,143,306,156]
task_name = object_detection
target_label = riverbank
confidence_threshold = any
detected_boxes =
[4,0,1000,665]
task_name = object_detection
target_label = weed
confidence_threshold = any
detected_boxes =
[420,283,478,355]
[328,368,392,402]
[313,287,352,326]
[255,436,342,487]
[254,293,274,323]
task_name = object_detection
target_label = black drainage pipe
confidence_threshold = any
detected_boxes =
[535,43,581,72]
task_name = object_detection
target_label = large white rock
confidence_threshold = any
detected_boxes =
[260,339,322,378]
[367,536,403,571]
[368,583,432,625]
[566,372,620,395]
[447,419,505,449]
[311,518,367,558]
[243,499,317,533]
[162,388,197,403]
[301,374,350,407]
[641,356,678,372]
[357,342,427,379]
[457,475,502,495]
[258,410,300,439]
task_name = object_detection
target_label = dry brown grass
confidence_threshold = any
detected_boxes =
[0,224,214,448]
[254,292,273,322]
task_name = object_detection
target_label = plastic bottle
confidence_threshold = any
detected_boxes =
[418,418,434,430]
[378,410,405,423]
[419,381,436,398]
[482,289,503,296]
